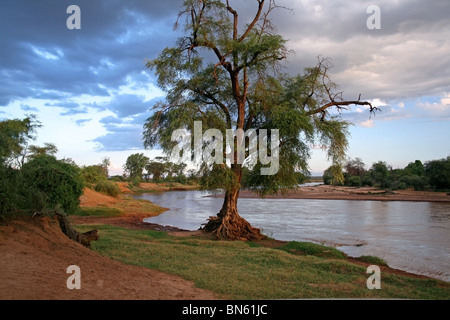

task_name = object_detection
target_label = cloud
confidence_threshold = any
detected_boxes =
[104,94,149,118]
[360,119,375,128]
[1,0,449,163]
[94,112,155,152]
[416,93,450,119]
[278,0,450,105]
[0,0,179,108]
[75,119,91,126]
[94,124,144,151]
[20,104,39,112]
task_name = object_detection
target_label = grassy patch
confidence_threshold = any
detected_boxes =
[75,224,450,300]
[76,193,166,219]
[275,241,346,259]
[113,195,167,216]
[73,207,124,217]
[356,255,389,266]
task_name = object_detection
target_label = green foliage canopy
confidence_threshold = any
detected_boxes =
[425,157,450,190]
[0,115,41,168]
[143,0,374,196]
[22,155,84,213]
[124,153,149,180]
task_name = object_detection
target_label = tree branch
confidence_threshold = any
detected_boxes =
[307,100,379,117]
[238,0,265,43]
[226,0,238,40]
[193,88,232,128]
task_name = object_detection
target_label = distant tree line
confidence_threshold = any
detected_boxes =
[323,157,450,191]
[121,153,308,189]
[121,153,198,185]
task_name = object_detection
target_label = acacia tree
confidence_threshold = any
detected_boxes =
[27,143,58,160]
[145,159,167,182]
[124,153,149,181]
[0,115,41,169]
[143,0,377,240]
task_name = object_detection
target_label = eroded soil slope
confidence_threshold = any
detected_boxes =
[0,215,216,300]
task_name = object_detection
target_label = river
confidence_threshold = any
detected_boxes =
[135,189,450,282]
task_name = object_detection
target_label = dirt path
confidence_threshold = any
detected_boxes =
[0,216,217,300]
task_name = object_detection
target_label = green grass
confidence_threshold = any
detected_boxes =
[275,241,347,259]
[75,224,450,300]
[356,255,389,266]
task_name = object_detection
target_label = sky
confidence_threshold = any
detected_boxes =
[1,0,449,176]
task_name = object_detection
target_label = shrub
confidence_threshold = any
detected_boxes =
[94,180,121,197]
[347,175,361,187]
[81,165,107,186]
[425,157,450,190]
[110,175,126,182]
[392,182,408,190]
[131,176,141,187]
[401,175,428,191]
[361,176,373,186]
[22,155,84,213]
[0,166,23,215]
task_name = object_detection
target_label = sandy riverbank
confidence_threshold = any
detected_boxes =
[237,184,450,202]
[0,185,215,300]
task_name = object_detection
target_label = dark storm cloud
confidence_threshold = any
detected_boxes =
[1,0,449,153]
[0,0,181,107]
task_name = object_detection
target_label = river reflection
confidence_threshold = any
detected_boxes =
[135,190,450,282]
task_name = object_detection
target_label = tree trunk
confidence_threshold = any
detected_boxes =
[201,71,263,240]
[202,187,265,241]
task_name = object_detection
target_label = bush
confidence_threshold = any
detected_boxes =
[425,157,450,190]
[400,175,428,191]
[361,176,373,186]
[392,182,408,190]
[0,166,23,215]
[22,155,84,213]
[347,176,361,187]
[94,180,121,197]
[81,165,107,186]
[175,174,187,184]
[130,176,142,187]
[110,175,126,182]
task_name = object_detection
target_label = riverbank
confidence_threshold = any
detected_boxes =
[0,214,217,300]
[238,184,450,202]
[1,183,449,299]
[73,185,450,297]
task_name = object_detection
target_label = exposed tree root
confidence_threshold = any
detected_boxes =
[35,210,99,248]
[202,211,265,241]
